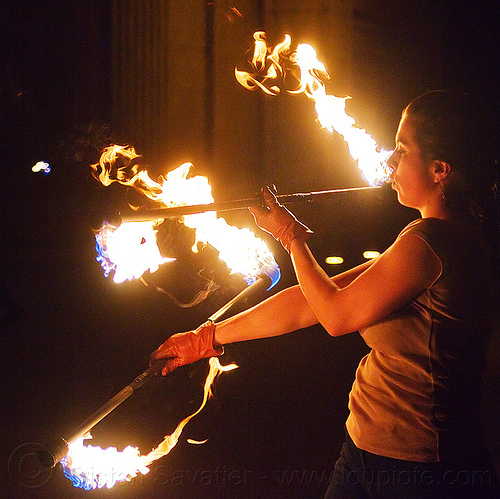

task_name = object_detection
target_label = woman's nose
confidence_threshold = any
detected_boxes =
[387,150,398,170]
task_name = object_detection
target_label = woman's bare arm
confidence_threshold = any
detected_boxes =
[214,259,376,345]
[289,233,442,337]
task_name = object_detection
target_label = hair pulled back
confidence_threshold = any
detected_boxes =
[403,90,499,279]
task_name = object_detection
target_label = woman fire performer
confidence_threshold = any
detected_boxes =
[150,90,499,498]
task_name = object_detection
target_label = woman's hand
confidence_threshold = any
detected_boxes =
[249,186,313,252]
[149,321,224,376]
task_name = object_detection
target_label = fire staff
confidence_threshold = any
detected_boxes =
[150,90,499,498]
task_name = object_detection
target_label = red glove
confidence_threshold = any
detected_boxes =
[150,321,223,376]
[249,186,313,252]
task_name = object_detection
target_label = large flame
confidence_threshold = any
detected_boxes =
[95,221,175,284]
[93,145,279,285]
[236,32,392,186]
[61,358,237,490]
[61,437,148,490]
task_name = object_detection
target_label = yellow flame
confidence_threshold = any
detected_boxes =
[142,358,237,467]
[63,358,238,490]
[61,436,149,489]
[96,221,175,283]
[91,144,141,187]
[236,33,392,186]
[93,146,279,284]
[235,31,291,95]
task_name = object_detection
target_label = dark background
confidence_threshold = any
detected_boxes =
[1,1,499,497]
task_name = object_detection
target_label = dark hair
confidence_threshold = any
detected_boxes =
[404,90,499,279]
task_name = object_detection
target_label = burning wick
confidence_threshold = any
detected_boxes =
[61,358,237,490]
[60,436,148,490]
[39,273,275,466]
[236,32,393,186]
[92,146,279,287]
[95,221,175,283]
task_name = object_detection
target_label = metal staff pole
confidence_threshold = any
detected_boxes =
[38,272,274,468]
[120,185,381,223]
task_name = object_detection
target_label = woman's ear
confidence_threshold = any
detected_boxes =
[432,160,451,183]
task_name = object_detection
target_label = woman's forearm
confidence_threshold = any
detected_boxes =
[290,239,378,336]
[214,258,374,345]
[214,284,317,345]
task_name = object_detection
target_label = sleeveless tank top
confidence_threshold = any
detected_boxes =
[346,217,494,462]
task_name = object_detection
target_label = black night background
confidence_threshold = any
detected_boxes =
[1,1,499,498]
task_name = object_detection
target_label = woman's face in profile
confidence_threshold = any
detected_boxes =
[387,116,437,212]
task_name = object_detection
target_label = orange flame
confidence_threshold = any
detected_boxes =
[235,31,292,95]
[62,358,237,490]
[93,146,279,285]
[236,33,392,186]
[142,358,237,467]
[90,144,141,187]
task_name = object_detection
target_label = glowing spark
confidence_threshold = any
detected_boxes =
[236,33,393,186]
[187,439,209,445]
[62,358,238,490]
[32,161,51,174]
[225,6,243,23]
